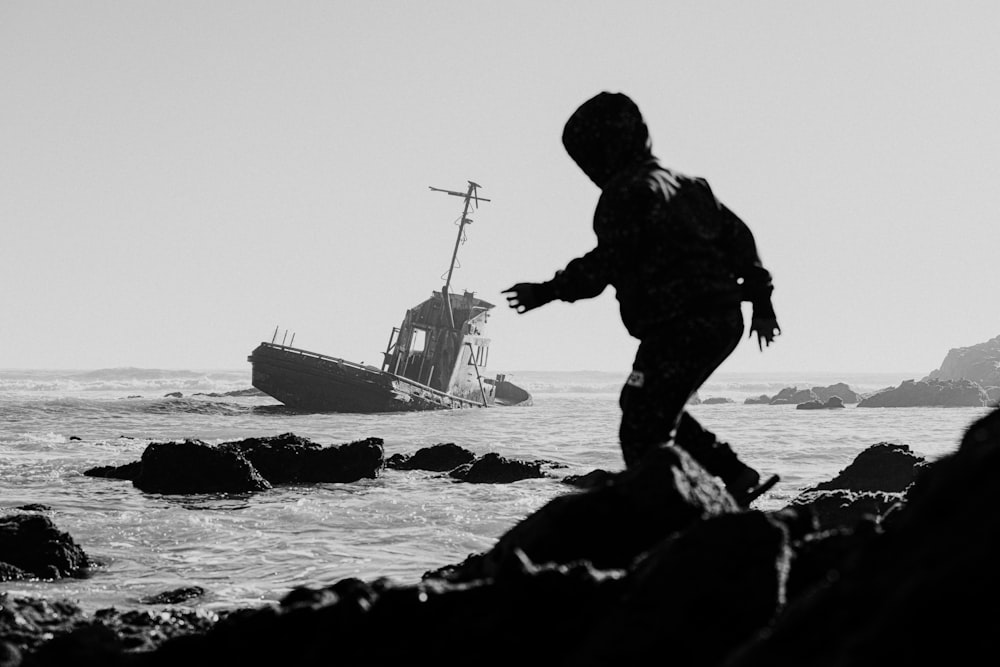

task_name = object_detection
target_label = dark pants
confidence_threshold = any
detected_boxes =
[618,309,750,484]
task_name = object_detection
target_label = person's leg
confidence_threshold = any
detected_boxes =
[619,310,745,470]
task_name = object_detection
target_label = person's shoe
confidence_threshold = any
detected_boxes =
[728,472,780,508]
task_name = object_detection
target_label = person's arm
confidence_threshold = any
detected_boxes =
[504,183,649,314]
[717,201,780,349]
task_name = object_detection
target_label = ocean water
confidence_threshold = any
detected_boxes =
[0,367,992,614]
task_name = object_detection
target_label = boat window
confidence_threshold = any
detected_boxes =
[410,329,426,353]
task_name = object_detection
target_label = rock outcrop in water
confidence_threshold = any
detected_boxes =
[925,334,1000,388]
[388,443,564,483]
[84,433,384,494]
[858,378,988,407]
[795,397,846,410]
[11,408,1000,666]
[0,513,93,581]
[744,383,860,405]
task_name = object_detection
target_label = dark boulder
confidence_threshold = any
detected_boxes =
[727,408,1000,666]
[84,460,142,481]
[0,592,221,662]
[84,434,385,493]
[810,382,860,404]
[804,442,926,493]
[140,586,206,605]
[769,387,819,405]
[795,397,845,410]
[448,452,550,484]
[744,394,772,405]
[703,397,735,404]
[222,433,384,484]
[134,440,272,494]
[445,445,740,581]
[386,443,476,471]
[0,514,92,581]
[857,378,987,407]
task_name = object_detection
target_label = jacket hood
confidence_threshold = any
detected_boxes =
[561,92,652,189]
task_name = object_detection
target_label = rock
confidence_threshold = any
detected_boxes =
[68,436,81,441]
[562,469,618,489]
[164,392,183,398]
[222,433,384,484]
[726,408,1000,666]
[795,397,845,410]
[134,440,272,494]
[84,461,142,481]
[0,592,221,660]
[386,443,476,471]
[702,397,734,404]
[140,586,206,605]
[744,394,772,405]
[0,514,92,581]
[857,378,988,407]
[782,442,925,532]
[769,387,819,405]
[84,434,385,493]
[805,442,926,493]
[445,445,740,581]
[448,452,550,484]
[810,382,860,404]
[925,334,1000,388]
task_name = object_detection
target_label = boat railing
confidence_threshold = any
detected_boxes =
[260,342,485,408]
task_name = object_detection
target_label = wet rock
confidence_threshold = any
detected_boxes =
[769,387,819,405]
[0,593,222,663]
[84,461,142,481]
[925,333,1000,388]
[857,378,988,407]
[795,396,845,410]
[448,452,549,484]
[805,442,926,493]
[744,394,772,405]
[445,445,739,581]
[222,433,384,484]
[163,392,183,398]
[68,436,82,441]
[386,443,476,471]
[134,440,272,494]
[140,586,206,605]
[810,382,860,404]
[703,397,735,404]
[727,408,1000,666]
[0,514,92,581]
[562,468,618,489]
[84,434,384,493]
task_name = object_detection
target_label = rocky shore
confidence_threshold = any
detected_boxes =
[3,406,998,665]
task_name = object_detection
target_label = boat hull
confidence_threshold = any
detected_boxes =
[248,343,519,413]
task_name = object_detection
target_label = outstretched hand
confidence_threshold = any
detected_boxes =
[503,282,550,314]
[750,316,781,351]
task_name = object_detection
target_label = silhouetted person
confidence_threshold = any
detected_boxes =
[504,91,780,506]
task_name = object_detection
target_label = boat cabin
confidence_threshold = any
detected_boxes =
[381,290,494,403]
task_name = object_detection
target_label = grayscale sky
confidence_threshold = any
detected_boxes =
[2,1,997,374]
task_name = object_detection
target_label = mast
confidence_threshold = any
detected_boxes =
[428,181,491,328]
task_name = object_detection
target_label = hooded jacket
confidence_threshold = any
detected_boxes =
[543,92,774,339]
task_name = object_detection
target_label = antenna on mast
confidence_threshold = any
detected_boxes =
[428,181,491,328]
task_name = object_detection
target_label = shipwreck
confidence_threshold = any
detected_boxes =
[248,181,532,412]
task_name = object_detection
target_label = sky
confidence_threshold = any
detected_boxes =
[1,1,998,376]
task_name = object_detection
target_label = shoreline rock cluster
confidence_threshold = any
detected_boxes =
[4,407,999,666]
[83,434,561,494]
